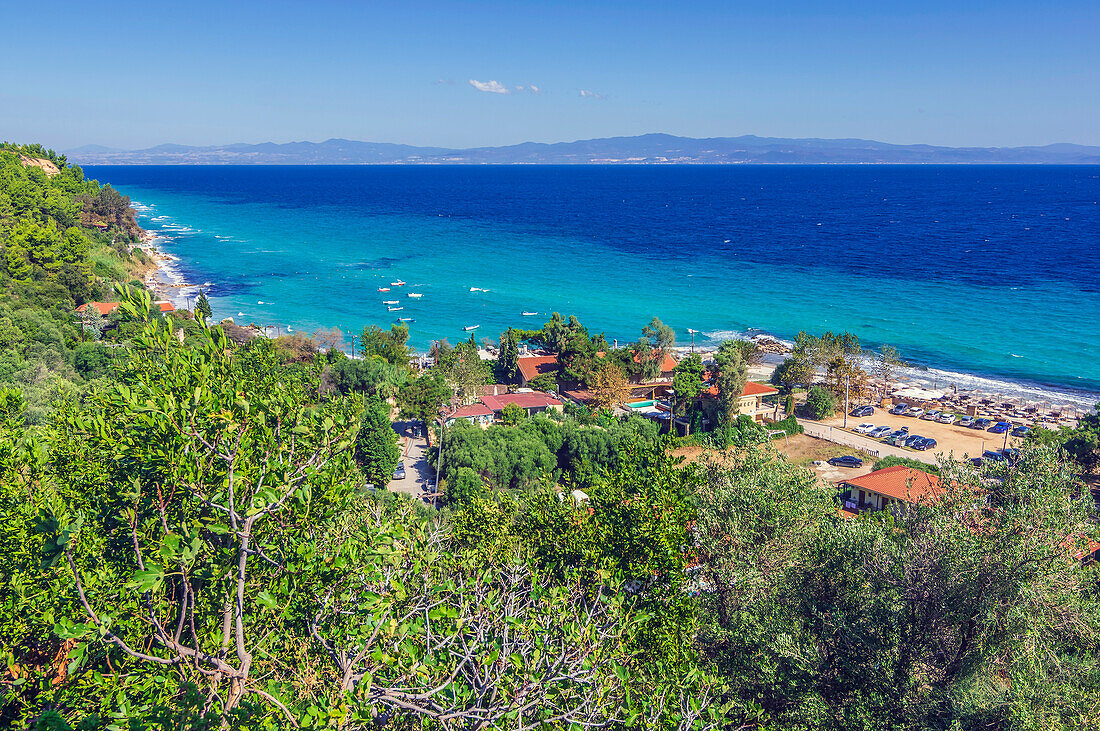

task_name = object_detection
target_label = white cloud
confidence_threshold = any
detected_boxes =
[528,84,541,94]
[469,79,510,94]
[579,89,605,100]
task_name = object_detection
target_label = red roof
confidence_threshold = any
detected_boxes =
[517,355,559,383]
[155,301,175,312]
[449,403,494,419]
[633,350,678,373]
[838,465,942,505]
[482,392,562,412]
[77,301,120,316]
[704,378,779,398]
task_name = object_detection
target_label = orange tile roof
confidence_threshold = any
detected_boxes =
[449,403,494,419]
[837,465,942,505]
[482,392,562,412]
[517,355,559,383]
[703,378,779,398]
[633,350,678,373]
[77,301,120,316]
[155,301,175,312]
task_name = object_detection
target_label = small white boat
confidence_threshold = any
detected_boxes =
[391,281,405,286]
[463,325,480,331]
[469,287,489,292]
[407,292,423,298]
[383,300,399,304]
[398,317,414,322]
[388,306,403,312]
[522,311,538,316]
[378,287,390,292]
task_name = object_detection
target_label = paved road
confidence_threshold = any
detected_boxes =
[798,418,939,465]
[387,428,435,501]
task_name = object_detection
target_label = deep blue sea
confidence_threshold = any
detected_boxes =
[84,165,1100,400]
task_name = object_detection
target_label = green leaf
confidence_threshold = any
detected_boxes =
[257,591,278,610]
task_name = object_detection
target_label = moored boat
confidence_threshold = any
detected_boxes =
[463,325,479,331]
[407,292,423,298]
[378,287,390,292]
[391,281,405,286]
[522,311,538,316]
[383,300,399,304]
[388,306,403,312]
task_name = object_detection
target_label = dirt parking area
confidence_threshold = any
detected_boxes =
[820,409,1023,461]
[671,434,878,484]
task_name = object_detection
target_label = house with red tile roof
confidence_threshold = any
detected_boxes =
[445,403,495,428]
[836,465,943,514]
[516,354,560,386]
[700,373,780,423]
[77,300,176,317]
[76,301,121,317]
[631,349,677,383]
[482,392,563,418]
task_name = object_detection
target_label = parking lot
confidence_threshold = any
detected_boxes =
[818,407,1023,462]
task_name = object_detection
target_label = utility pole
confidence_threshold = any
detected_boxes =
[843,372,850,428]
[687,329,696,353]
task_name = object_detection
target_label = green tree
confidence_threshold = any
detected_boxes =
[354,397,400,485]
[500,402,526,426]
[193,289,211,323]
[804,385,836,418]
[497,327,519,383]
[713,339,748,425]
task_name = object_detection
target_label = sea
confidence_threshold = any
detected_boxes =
[83,165,1100,408]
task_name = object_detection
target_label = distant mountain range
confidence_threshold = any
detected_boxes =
[66,134,1100,165]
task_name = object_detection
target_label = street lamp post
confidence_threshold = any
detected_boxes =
[667,388,676,436]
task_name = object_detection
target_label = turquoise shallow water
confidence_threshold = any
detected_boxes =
[86,165,1100,402]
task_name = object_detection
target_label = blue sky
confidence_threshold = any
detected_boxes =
[3,1,1098,149]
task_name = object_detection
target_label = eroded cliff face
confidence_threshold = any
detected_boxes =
[19,155,60,177]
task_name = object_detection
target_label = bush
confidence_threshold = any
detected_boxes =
[803,386,836,419]
[871,455,940,475]
[769,415,803,437]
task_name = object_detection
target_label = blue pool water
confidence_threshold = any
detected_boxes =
[83,165,1100,398]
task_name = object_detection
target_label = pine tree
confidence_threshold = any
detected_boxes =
[195,290,212,323]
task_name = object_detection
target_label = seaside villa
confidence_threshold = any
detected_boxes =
[836,465,943,516]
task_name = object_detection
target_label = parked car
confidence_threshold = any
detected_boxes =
[868,425,893,438]
[982,450,1007,462]
[988,421,1011,434]
[1011,425,1030,438]
[914,437,937,450]
[828,455,864,468]
[906,408,925,418]
[920,409,941,420]
[392,462,406,480]
[891,403,910,415]
[936,413,957,424]
[972,418,992,430]
[903,434,926,448]
[969,456,985,466]
[1002,447,1020,464]
[957,416,976,428]
[853,423,876,434]
[885,434,909,446]
[886,427,910,440]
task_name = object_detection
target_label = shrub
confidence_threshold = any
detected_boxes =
[804,386,836,419]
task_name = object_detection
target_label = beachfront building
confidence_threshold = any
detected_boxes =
[700,377,780,423]
[836,465,942,515]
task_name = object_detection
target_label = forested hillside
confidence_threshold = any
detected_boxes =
[0,142,153,421]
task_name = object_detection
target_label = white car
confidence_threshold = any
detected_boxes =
[853,423,876,434]
[920,409,941,420]
[906,408,925,418]
[936,413,957,424]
